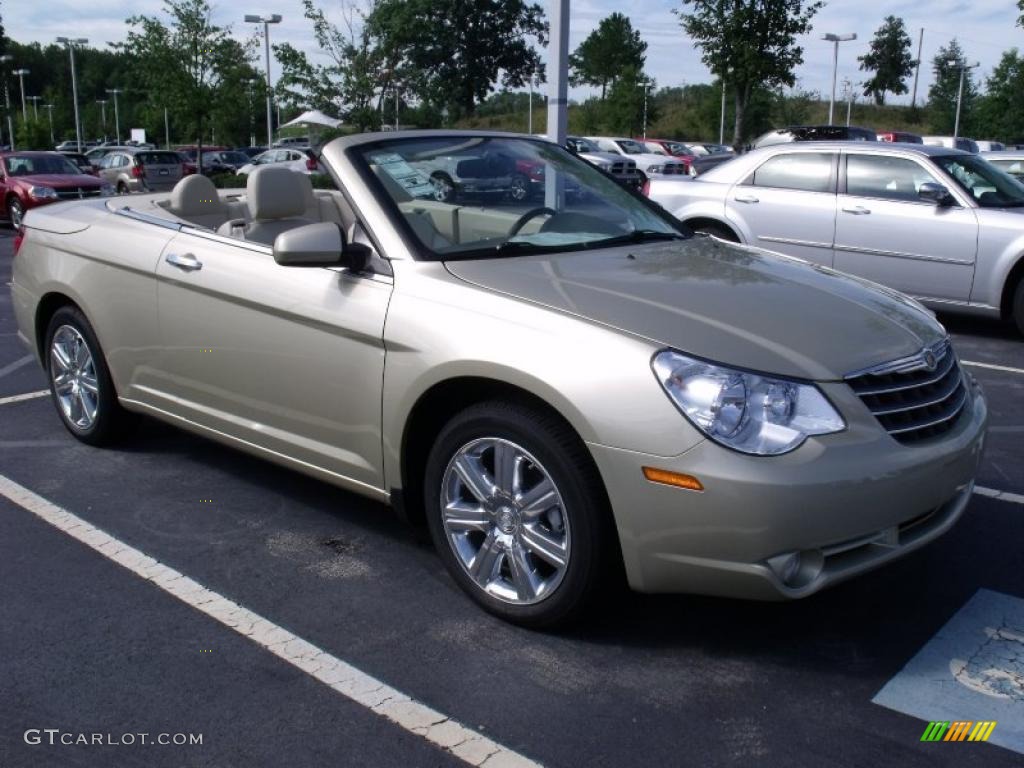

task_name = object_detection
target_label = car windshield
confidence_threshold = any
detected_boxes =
[219,152,249,165]
[615,140,647,155]
[933,154,1024,208]
[354,136,686,260]
[5,154,82,176]
[568,137,599,153]
[663,142,692,156]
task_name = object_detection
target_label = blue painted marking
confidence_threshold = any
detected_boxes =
[874,589,1024,754]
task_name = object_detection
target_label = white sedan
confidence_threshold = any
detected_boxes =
[238,147,321,175]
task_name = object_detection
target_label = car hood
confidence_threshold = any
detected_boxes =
[444,238,946,381]
[581,151,632,166]
[14,173,103,187]
[628,153,685,168]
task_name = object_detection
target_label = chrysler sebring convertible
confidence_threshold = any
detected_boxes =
[11,131,987,627]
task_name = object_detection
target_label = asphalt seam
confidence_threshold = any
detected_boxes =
[0,389,49,406]
[0,473,541,768]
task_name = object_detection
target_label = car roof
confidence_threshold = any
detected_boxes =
[747,141,967,157]
[982,150,1024,158]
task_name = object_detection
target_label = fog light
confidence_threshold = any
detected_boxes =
[767,549,823,588]
[642,467,704,492]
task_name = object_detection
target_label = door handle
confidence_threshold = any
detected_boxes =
[842,206,871,215]
[165,252,203,272]
[734,195,759,204]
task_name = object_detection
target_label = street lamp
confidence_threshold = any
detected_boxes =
[245,13,282,148]
[640,80,654,140]
[0,55,13,149]
[527,71,539,135]
[96,99,108,141]
[822,33,857,125]
[106,88,123,144]
[43,103,55,144]
[57,37,88,152]
[945,59,979,140]
[28,96,41,121]
[13,68,29,123]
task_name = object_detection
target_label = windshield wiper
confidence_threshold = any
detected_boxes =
[591,229,688,248]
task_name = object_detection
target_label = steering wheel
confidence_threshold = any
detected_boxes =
[507,207,557,238]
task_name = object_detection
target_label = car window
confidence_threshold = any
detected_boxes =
[748,153,834,193]
[846,154,940,202]
[4,154,82,175]
[136,152,181,165]
[933,154,1024,208]
[988,159,1024,179]
[614,140,647,155]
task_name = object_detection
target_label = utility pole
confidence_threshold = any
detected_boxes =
[13,68,29,123]
[43,103,55,144]
[245,13,282,148]
[719,77,726,145]
[164,107,170,149]
[106,89,123,144]
[822,33,856,124]
[842,78,853,126]
[640,81,654,140]
[28,95,41,121]
[0,55,12,150]
[910,28,924,109]
[57,38,88,152]
[947,59,979,140]
[96,99,108,141]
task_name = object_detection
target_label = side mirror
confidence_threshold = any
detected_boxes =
[918,182,952,205]
[273,223,371,271]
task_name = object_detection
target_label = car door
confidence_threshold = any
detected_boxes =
[833,152,977,302]
[151,228,393,490]
[725,150,838,267]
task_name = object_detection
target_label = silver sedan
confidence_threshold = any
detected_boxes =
[647,142,1024,335]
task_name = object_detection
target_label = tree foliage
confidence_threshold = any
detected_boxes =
[977,49,1024,143]
[366,0,547,118]
[858,16,914,105]
[120,0,257,162]
[569,13,647,99]
[676,0,823,145]
[927,39,977,135]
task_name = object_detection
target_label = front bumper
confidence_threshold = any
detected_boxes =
[590,376,988,598]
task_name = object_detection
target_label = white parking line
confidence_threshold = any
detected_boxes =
[0,473,541,768]
[0,390,49,406]
[962,360,1024,375]
[0,354,33,379]
[974,485,1024,506]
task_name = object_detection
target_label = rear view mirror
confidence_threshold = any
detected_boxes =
[918,182,952,205]
[273,222,371,271]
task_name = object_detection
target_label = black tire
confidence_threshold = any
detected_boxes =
[424,400,616,628]
[7,196,24,229]
[44,306,132,446]
[509,173,530,203]
[1013,278,1024,337]
[117,182,129,195]
[690,221,739,242]
[431,173,456,203]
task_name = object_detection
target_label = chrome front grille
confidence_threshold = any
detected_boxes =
[846,339,968,445]
[55,187,102,200]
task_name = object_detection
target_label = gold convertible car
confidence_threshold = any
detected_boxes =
[11,131,987,627]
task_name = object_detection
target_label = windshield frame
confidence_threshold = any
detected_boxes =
[932,153,1024,209]
[346,135,691,262]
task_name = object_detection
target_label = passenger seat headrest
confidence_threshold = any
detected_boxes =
[169,174,225,215]
[247,166,312,220]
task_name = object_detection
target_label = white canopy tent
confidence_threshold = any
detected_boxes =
[279,109,344,130]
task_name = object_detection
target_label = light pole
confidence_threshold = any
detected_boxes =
[13,68,29,123]
[640,80,654,140]
[719,78,726,145]
[0,55,12,149]
[245,13,282,148]
[164,107,170,149]
[96,99,108,141]
[28,96,41,121]
[57,37,88,152]
[43,103,55,144]
[106,89,123,144]
[822,33,856,124]
[842,78,853,126]
[946,59,979,140]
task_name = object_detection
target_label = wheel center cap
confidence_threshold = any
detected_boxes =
[496,506,518,534]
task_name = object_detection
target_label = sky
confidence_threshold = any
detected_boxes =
[5,0,1022,108]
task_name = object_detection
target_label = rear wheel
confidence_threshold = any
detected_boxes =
[7,196,24,229]
[1013,278,1024,336]
[431,173,456,203]
[45,306,132,446]
[117,182,129,195]
[424,401,614,628]
[690,221,739,242]
[509,173,530,202]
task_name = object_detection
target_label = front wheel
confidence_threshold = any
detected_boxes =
[7,197,24,229]
[1013,278,1024,337]
[424,401,615,628]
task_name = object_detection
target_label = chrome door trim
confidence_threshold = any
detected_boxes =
[832,243,974,266]
[758,235,833,249]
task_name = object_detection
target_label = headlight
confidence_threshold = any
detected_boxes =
[100,183,115,197]
[647,164,662,173]
[652,350,845,455]
[688,165,698,177]
[28,186,58,200]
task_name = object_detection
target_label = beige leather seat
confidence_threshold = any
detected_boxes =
[166,174,227,228]
[217,166,316,245]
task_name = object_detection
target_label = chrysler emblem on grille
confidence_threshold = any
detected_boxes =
[923,350,937,371]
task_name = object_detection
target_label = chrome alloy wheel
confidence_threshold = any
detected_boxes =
[441,438,570,605]
[49,325,100,430]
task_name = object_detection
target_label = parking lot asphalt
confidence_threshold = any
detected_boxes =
[1,228,1022,767]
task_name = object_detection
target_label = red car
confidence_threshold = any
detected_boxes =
[2,152,110,229]
[877,131,924,144]
[634,138,698,173]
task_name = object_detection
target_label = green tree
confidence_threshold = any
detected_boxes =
[676,0,823,146]
[976,49,1024,143]
[569,13,647,99]
[367,0,547,118]
[120,0,256,167]
[927,39,977,135]
[858,16,914,105]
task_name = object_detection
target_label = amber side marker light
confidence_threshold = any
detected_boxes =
[642,467,704,492]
